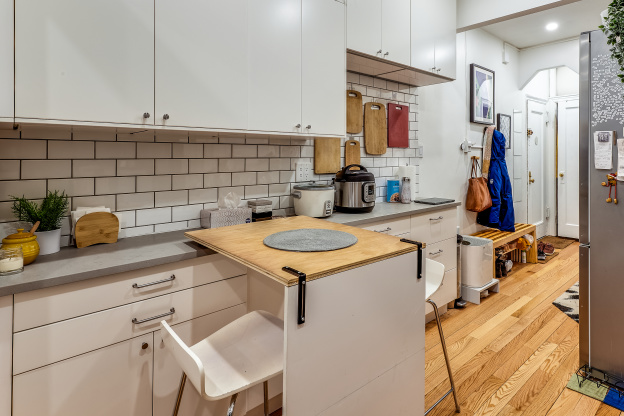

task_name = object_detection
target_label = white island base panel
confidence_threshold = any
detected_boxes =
[249,251,425,416]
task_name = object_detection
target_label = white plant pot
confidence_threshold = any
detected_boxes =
[35,229,62,256]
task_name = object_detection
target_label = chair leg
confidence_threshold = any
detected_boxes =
[263,380,270,416]
[427,299,461,414]
[172,373,187,416]
[227,393,239,416]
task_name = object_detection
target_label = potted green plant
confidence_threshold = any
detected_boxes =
[11,191,69,255]
[600,1,624,82]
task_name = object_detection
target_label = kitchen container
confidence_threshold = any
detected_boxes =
[400,177,411,204]
[460,235,493,288]
[334,165,376,213]
[1,228,39,265]
[387,180,400,202]
[291,183,335,218]
[0,247,24,275]
[248,199,273,222]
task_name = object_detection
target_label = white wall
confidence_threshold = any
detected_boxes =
[457,0,581,31]
[556,66,580,96]
[418,29,525,234]
[523,70,551,100]
[519,38,579,88]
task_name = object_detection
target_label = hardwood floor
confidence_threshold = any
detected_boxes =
[272,243,620,415]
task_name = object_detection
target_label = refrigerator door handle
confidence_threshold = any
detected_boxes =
[580,243,590,249]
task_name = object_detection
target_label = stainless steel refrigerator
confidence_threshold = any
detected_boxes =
[580,30,624,380]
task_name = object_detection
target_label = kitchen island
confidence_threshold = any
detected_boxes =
[186,216,425,416]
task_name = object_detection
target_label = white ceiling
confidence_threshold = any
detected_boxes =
[481,0,610,49]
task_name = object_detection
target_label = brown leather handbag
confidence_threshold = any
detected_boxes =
[466,157,492,212]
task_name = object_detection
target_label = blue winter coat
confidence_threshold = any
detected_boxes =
[477,130,515,232]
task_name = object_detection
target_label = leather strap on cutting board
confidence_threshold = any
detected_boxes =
[347,90,363,134]
[314,138,341,174]
[344,140,361,169]
[388,103,409,148]
[364,102,387,155]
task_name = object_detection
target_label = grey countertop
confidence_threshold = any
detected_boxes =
[0,201,460,296]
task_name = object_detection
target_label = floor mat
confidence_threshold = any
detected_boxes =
[539,235,576,250]
[553,282,579,323]
[566,373,624,411]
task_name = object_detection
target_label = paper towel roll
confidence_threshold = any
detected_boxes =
[397,165,417,201]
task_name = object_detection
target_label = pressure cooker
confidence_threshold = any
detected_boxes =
[333,164,376,213]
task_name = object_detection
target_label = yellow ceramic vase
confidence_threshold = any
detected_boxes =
[1,229,39,265]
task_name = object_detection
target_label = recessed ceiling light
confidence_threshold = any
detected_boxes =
[546,22,559,31]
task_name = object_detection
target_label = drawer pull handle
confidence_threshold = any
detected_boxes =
[373,227,391,233]
[132,308,175,324]
[141,342,149,350]
[132,274,176,289]
[429,249,444,256]
[429,216,444,221]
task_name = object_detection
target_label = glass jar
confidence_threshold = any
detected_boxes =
[0,247,24,275]
[400,177,411,204]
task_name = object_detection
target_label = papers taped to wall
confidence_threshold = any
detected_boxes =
[594,131,614,170]
[618,139,624,181]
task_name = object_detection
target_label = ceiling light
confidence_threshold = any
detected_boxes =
[546,22,559,31]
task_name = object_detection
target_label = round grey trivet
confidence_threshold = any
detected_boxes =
[263,229,358,252]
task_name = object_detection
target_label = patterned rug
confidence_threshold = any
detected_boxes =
[540,236,577,250]
[552,282,579,323]
[567,372,624,411]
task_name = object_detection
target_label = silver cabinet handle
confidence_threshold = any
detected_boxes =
[384,52,389,57]
[377,49,382,54]
[436,68,441,73]
[143,112,150,119]
[373,227,391,233]
[163,114,170,120]
[306,125,312,129]
[429,249,444,256]
[429,216,443,221]
[431,67,436,72]
[132,274,176,289]
[132,307,175,324]
[295,124,301,128]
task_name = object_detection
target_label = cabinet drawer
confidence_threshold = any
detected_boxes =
[13,276,246,375]
[411,207,457,244]
[426,238,456,271]
[360,216,411,236]
[426,269,457,315]
[14,254,246,332]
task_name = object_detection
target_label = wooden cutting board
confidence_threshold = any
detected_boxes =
[344,140,361,169]
[346,90,363,134]
[314,138,341,174]
[364,102,387,155]
[75,212,119,248]
[388,103,409,148]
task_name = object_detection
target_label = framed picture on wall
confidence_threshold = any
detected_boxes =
[497,113,512,149]
[470,64,495,125]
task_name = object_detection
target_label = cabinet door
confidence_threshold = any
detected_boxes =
[153,304,251,416]
[410,0,435,72]
[0,0,13,121]
[302,0,345,136]
[0,296,11,416]
[248,0,302,133]
[15,0,154,125]
[13,334,153,416]
[155,0,247,129]
[346,0,382,57]
[381,0,411,66]
[433,0,456,79]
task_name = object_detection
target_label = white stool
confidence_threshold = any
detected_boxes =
[160,310,284,416]
[425,259,461,415]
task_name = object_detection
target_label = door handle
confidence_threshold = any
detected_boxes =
[559,172,565,178]
[529,171,535,184]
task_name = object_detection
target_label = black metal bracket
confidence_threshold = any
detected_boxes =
[282,266,307,325]
[400,238,425,280]
[576,364,624,398]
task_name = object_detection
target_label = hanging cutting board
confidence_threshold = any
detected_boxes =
[364,102,387,155]
[347,90,363,134]
[314,138,341,174]
[344,140,361,169]
[74,212,119,248]
[388,103,409,148]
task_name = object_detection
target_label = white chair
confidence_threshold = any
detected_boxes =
[160,310,284,416]
[425,259,461,415]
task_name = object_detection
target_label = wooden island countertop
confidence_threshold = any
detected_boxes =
[185,216,418,286]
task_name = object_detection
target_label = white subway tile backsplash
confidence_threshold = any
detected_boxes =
[172,204,203,222]
[280,171,295,183]
[218,137,246,144]
[172,174,203,190]
[155,221,189,233]
[0,161,19,180]
[232,172,257,186]
[219,159,245,172]
[218,186,244,201]
[137,143,172,159]
[72,195,116,211]
[257,145,279,158]
[113,210,136,229]
[270,158,290,171]
[204,144,232,158]
[48,178,94,197]
[269,183,290,197]
[189,159,218,174]
[257,171,280,185]
[0,180,47,201]
[21,125,71,140]
[246,159,269,172]
[96,142,136,159]
[232,145,257,158]
[155,159,188,175]
[118,131,155,142]
[73,160,116,178]
[173,143,203,159]
[21,160,71,179]
[95,177,136,195]
[48,141,94,159]
[204,173,231,188]
[119,225,154,239]
[136,207,171,226]
[118,159,155,176]
[280,146,300,158]
[73,128,116,142]
[1,139,47,159]
[117,192,154,211]
[155,131,187,143]
[155,190,188,207]
[189,188,217,204]
[137,175,172,192]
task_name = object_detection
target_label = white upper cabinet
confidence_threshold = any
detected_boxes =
[381,0,411,66]
[347,0,382,57]
[0,0,13,121]
[248,0,302,134]
[411,0,456,79]
[302,0,346,136]
[15,0,154,125]
[155,0,248,130]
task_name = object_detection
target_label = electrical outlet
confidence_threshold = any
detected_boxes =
[416,146,424,158]
[296,162,312,182]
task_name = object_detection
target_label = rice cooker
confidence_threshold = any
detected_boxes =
[333,164,376,213]
[291,183,335,218]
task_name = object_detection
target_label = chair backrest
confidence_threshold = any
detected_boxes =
[160,320,205,395]
[425,258,446,300]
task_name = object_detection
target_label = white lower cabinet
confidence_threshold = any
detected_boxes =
[13,334,154,416]
[0,296,11,416]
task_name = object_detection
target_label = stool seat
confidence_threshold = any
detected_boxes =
[425,258,445,300]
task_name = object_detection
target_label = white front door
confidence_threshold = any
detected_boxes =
[527,100,547,237]
[557,98,580,239]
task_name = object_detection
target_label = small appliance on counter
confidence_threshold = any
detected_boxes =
[291,183,335,218]
[333,164,376,213]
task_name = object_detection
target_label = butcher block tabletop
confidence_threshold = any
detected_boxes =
[185,216,418,286]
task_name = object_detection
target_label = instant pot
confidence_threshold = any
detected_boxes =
[333,164,376,213]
